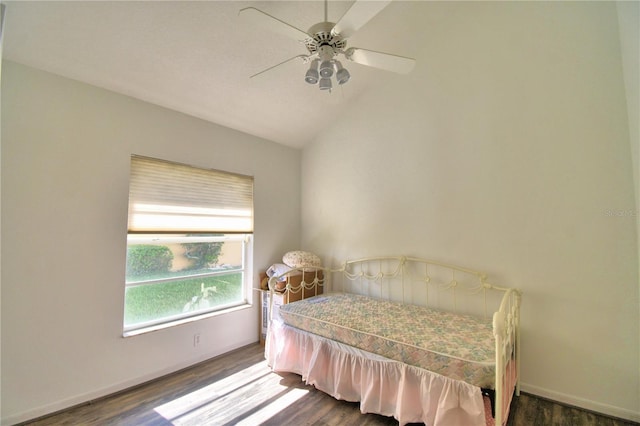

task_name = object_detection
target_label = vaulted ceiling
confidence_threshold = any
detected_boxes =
[2,1,422,148]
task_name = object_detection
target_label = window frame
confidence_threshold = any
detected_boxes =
[123,234,253,336]
[123,155,254,336]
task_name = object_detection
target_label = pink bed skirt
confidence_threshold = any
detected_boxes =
[266,321,501,426]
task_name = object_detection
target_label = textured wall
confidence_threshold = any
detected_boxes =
[302,1,639,421]
[0,61,302,424]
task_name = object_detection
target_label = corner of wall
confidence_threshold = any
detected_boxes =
[615,1,640,412]
[0,4,7,421]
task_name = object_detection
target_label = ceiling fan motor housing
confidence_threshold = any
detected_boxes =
[304,22,346,57]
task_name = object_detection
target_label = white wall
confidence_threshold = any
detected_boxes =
[616,3,640,403]
[0,61,301,424]
[0,4,6,422]
[617,1,640,230]
[302,1,639,421]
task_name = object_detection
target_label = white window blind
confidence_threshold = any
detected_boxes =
[128,155,253,233]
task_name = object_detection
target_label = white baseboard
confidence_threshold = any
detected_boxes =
[519,382,640,423]
[1,339,257,426]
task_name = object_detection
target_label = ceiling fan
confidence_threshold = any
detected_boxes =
[239,0,416,92]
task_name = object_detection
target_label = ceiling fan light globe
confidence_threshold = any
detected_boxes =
[305,68,319,84]
[336,68,350,85]
[319,77,332,91]
[319,60,334,78]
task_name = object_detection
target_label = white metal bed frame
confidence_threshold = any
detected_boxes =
[268,255,521,425]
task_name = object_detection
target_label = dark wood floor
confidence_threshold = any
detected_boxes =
[21,343,638,426]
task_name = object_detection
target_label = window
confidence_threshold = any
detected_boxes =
[124,155,253,335]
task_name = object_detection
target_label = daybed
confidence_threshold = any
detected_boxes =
[265,255,521,426]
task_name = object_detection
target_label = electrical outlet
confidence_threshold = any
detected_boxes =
[193,333,201,347]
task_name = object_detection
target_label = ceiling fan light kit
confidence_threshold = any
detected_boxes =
[240,0,416,93]
[319,60,334,78]
[304,59,320,84]
[334,61,350,85]
[319,76,332,91]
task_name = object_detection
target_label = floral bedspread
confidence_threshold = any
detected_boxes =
[278,292,496,388]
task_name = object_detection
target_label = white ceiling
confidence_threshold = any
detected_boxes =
[2,1,422,148]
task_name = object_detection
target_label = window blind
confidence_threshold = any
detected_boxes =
[127,155,253,233]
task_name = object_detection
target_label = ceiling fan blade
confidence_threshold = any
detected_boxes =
[331,0,392,39]
[250,54,310,79]
[239,7,310,42]
[344,47,415,74]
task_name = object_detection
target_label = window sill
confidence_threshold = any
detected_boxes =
[123,303,253,337]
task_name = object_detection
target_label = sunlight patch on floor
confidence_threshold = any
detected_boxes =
[234,387,309,425]
[153,360,307,425]
[154,361,269,421]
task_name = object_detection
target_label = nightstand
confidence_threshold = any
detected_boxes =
[258,270,324,344]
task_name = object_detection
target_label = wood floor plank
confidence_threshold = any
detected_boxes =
[21,343,639,426]
[533,395,554,425]
[510,392,539,425]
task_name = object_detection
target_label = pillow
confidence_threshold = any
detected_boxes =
[282,251,321,268]
[266,263,293,279]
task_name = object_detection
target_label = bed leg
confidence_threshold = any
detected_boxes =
[482,388,496,418]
